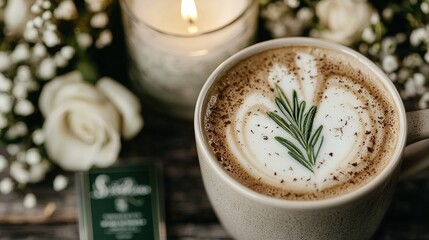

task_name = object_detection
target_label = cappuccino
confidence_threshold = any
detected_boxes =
[203,46,399,200]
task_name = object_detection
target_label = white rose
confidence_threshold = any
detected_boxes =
[39,71,143,171]
[3,0,33,36]
[315,0,372,45]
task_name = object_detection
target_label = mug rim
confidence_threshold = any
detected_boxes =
[194,37,407,209]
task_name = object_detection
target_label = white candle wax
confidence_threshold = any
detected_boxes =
[121,0,258,119]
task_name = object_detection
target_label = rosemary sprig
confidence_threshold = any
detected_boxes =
[267,85,324,173]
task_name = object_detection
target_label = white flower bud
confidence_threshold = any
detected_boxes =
[381,38,397,54]
[362,28,376,43]
[12,83,28,99]
[23,193,37,209]
[23,27,39,42]
[6,122,28,139]
[54,53,67,68]
[0,73,12,92]
[60,46,75,60]
[95,30,112,48]
[33,16,44,28]
[6,144,19,156]
[42,0,51,9]
[32,129,46,145]
[296,7,313,24]
[28,162,49,183]
[26,148,41,165]
[424,52,429,64]
[14,99,34,116]
[286,0,300,8]
[0,52,12,72]
[77,33,93,49]
[0,114,8,129]
[53,175,68,191]
[38,58,56,80]
[410,28,429,47]
[421,2,429,14]
[0,178,14,194]
[54,0,77,20]
[382,55,398,73]
[31,4,42,14]
[11,44,30,63]
[413,73,425,86]
[0,93,13,113]
[90,12,109,28]
[382,8,394,20]
[43,30,61,47]
[10,161,29,184]
[17,65,32,82]
[418,92,429,109]
[0,155,8,172]
[32,43,47,59]
[42,11,52,20]
[370,13,380,25]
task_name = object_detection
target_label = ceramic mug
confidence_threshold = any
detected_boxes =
[194,38,429,240]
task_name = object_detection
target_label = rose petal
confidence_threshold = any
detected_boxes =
[43,101,121,171]
[39,71,82,117]
[4,0,32,36]
[97,77,143,139]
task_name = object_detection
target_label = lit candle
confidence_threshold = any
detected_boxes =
[120,0,258,119]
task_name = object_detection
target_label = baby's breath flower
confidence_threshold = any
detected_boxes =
[0,178,14,195]
[60,46,75,60]
[90,12,109,28]
[0,93,13,113]
[32,43,47,59]
[285,0,300,9]
[43,30,61,47]
[381,37,397,54]
[410,28,429,47]
[0,155,8,172]
[6,144,20,156]
[6,122,28,139]
[418,92,429,109]
[0,114,8,129]
[382,8,394,20]
[362,27,376,43]
[42,11,52,21]
[0,73,12,92]
[424,52,429,63]
[95,29,112,48]
[14,99,35,116]
[53,175,68,192]
[32,129,45,145]
[421,2,429,14]
[28,151,40,165]
[382,55,399,73]
[23,23,39,42]
[54,53,67,68]
[0,52,12,72]
[77,32,93,49]
[23,193,37,209]
[11,44,30,63]
[10,161,30,184]
[54,0,78,20]
[38,58,56,80]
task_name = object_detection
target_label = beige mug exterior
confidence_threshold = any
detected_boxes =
[194,38,408,240]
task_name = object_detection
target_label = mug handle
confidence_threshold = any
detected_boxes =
[400,109,429,179]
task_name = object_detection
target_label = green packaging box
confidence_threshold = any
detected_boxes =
[76,163,166,240]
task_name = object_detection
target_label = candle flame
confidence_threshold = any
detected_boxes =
[181,0,198,33]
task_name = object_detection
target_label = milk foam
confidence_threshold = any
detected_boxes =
[205,47,398,199]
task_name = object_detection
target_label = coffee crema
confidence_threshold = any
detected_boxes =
[203,46,399,200]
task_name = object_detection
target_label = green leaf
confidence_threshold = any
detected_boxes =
[267,85,325,173]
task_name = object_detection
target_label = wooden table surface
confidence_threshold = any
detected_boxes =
[0,106,429,240]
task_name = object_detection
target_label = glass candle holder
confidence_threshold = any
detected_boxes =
[120,0,259,119]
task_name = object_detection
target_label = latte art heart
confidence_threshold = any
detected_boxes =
[204,46,399,200]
